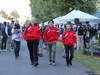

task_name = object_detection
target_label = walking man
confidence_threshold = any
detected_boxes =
[44,20,59,66]
[23,17,41,66]
[1,22,8,51]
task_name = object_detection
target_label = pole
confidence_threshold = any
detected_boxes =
[90,38,94,60]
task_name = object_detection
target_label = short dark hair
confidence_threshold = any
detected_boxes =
[79,22,82,26]
[7,22,9,25]
[48,20,54,24]
[86,21,89,23]
[67,21,71,24]
[3,22,6,25]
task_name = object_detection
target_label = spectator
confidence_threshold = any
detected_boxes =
[77,23,84,51]
[0,26,3,53]
[60,25,64,35]
[1,22,7,51]
[38,22,48,57]
[13,24,22,59]
[85,29,90,49]
[6,22,12,50]
[22,24,26,34]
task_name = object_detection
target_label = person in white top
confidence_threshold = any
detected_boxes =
[13,23,23,59]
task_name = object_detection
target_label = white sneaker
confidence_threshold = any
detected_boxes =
[4,49,7,52]
[1,50,4,52]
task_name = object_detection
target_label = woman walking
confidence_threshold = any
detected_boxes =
[62,24,76,66]
[13,24,22,59]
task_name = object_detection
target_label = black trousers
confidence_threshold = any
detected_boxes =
[65,45,74,65]
[27,39,39,63]
[83,35,86,48]
[1,35,7,50]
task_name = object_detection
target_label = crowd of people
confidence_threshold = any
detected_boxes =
[0,21,23,59]
[0,17,99,67]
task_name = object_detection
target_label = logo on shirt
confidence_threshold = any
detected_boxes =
[47,30,50,33]
[28,27,31,30]
[65,34,68,37]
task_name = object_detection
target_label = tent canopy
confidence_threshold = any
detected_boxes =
[58,10,99,21]
[54,16,73,24]
[0,17,11,23]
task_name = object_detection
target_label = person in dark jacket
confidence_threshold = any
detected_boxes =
[77,23,84,51]
[22,24,26,34]
[38,22,48,57]
[1,22,7,51]
[0,24,3,53]
[60,25,64,35]
[6,22,12,50]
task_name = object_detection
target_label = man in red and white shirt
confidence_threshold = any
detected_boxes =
[23,17,41,67]
[44,20,59,66]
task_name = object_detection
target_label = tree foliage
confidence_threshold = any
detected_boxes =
[10,10,20,21]
[30,0,99,23]
[25,17,31,25]
[0,10,8,19]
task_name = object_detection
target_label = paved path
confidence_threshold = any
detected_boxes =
[0,40,94,75]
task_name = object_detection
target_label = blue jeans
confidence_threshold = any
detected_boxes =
[65,45,74,65]
[14,40,21,57]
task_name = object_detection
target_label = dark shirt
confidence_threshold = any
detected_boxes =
[78,26,84,35]
[1,24,6,35]
[8,25,12,36]
[60,28,64,35]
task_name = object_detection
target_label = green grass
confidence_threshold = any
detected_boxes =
[57,42,100,74]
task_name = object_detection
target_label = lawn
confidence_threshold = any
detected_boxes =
[57,42,100,74]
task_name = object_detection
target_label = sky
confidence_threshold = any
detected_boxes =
[0,0,31,21]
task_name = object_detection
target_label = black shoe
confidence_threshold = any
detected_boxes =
[34,62,39,67]
[67,64,69,67]
[15,56,17,59]
[69,60,72,66]
[17,55,20,57]
[66,58,69,67]
[31,62,34,65]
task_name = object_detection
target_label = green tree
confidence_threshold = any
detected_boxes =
[30,0,99,23]
[25,17,31,25]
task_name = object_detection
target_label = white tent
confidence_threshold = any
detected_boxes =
[44,21,48,25]
[58,10,99,22]
[53,16,74,24]
[53,16,63,24]
[0,17,11,23]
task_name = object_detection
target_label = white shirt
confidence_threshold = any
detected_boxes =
[5,26,8,35]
